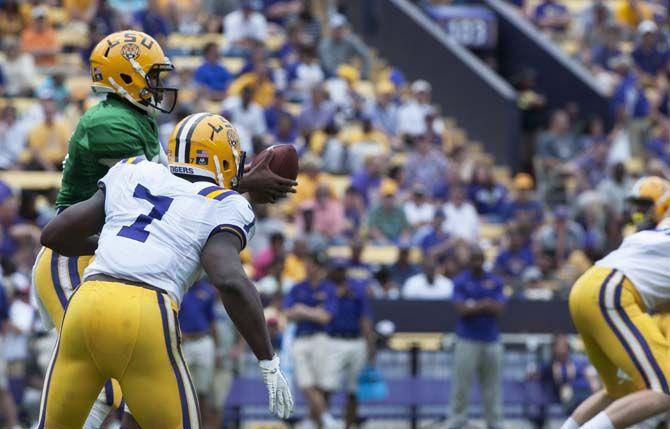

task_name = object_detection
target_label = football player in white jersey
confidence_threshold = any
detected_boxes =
[36,114,293,428]
[562,176,670,429]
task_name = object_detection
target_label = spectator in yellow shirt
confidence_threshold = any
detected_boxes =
[23,97,69,171]
[290,154,323,212]
[0,0,25,37]
[283,239,308,284]
[342,118,391,171]
[227,62,277,108]
[615,0,652,29]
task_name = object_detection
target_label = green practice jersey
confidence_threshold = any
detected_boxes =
[55,95,161,209]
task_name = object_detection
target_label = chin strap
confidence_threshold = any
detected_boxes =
[213,154,225,187]
[107,77,156,115]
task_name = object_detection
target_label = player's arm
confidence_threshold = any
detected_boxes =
[40,190,105,256]
[201,231,294,419]
[200,232,274,361]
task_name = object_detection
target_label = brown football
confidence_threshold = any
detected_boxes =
[251,144,300,180]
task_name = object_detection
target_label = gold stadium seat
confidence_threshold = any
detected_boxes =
[321,175,351,197]
[0,171,62,190]
[389,333,444,351]
[167,33,224,52]
[327,245,422,265]
[0,98,39,113]
[171,56,245,74]
[57,25,89,49]
[56,53,84,70]
[480,223,506,242]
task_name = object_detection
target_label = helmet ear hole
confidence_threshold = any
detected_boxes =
[120,73,133,85]
[223,160,230,170]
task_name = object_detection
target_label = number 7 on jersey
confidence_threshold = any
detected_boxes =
[118,184,173,243]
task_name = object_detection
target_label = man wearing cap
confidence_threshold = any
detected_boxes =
[494,224,535,288]
[532,0,570,33]
[1,38,37,97]
[397,80,434,138]
[448,246,506,429]
[504,173,544,225]
[632,20,669,79]
[367,81,398,136]
[319,14,371,79]
[368,181,410,245]
[283,251,340,429]
[327,260,375,429]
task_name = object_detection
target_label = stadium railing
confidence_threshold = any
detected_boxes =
[224,300,574,428]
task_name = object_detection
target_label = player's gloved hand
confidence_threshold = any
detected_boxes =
[239,150,297,204]
[258,355,294,419]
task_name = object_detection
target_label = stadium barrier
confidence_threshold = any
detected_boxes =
[343,0,522,170]
[482,0,611,123]
[224,300,573,427]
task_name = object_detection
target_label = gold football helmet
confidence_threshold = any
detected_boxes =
[627,176,670,229]
[90,30,177,114]
[167,113,245,189]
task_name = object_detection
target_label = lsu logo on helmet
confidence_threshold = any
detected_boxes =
[89,30,177,114]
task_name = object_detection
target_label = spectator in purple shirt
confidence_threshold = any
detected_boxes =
[575,139,609,189]
[448,246,506,429]
[494,224,535,287]
[193,42,233,100]
[178,279,219,427]
[403,135,448,198]
[350,156,383,206]
[283,251,339,429]
[133,0,170,38]
[468,165,509,222]
[297,85,336,134]
[611,55,650,120]
[504,173,544,226]
[420,211,450,255]
[646,120,670,166]
[590,25,622,70]
[632,20,670,78]
[0,181,23,265]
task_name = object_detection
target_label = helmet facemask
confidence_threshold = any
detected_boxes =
[215,149,246,190]
[627,197,657,231]
[140,63,178,114]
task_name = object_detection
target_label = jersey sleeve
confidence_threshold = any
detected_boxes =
[207,194,256,250]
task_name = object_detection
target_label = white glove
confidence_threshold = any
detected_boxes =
[258,355,294,419]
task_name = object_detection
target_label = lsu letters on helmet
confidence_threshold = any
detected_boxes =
[627,176,670,230]
[167,113,245,190]
[90,30,177,114]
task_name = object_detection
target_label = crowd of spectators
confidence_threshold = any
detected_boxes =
[2,0,668,426]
